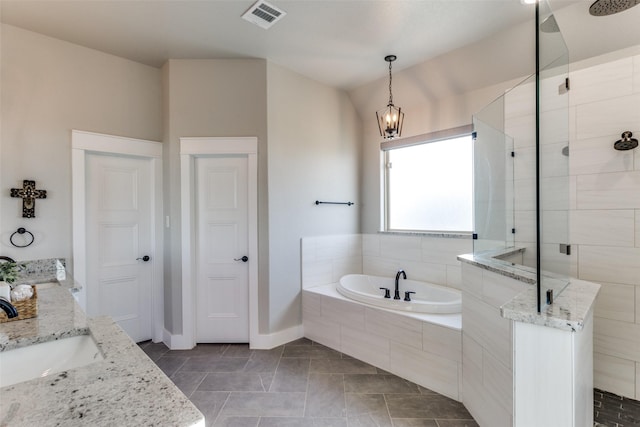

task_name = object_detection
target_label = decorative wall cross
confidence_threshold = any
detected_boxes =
[10,180,47,218]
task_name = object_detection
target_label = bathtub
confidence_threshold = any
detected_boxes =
[337,274,461,314]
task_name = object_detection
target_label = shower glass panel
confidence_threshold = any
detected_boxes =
[538,0,571,308]
[472,94,515,254]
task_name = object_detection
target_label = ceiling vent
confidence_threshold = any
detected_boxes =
[242,0,287,29]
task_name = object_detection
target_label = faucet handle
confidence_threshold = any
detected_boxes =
[404,291,416,302]
[379,287,391,299]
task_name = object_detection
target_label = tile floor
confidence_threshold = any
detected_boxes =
[594,388,640,427]
[139,338,478,427]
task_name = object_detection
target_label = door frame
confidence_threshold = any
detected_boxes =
[180,137,258,349]
[71,130,164,343]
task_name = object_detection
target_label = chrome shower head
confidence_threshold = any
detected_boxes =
[589,0,639,16]
[613,131,639,151]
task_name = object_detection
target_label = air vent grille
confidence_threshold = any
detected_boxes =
[242,0,286,29]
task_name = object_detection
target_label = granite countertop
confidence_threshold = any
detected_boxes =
[458,249,600,333]
[0,277,204,426]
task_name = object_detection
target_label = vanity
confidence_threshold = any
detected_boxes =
[0,262,204,426]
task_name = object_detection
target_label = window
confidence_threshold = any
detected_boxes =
[383,126,473,233]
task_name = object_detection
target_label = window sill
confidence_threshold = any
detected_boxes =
[378,230,472,239]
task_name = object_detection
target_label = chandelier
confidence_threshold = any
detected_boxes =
[376,55,404,139]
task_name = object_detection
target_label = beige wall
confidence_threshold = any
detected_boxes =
[354,78,519,233]
[162,59,269,334]
[0,24,162,263]
[266,62,361,332]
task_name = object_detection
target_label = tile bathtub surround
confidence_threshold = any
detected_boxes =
[301,233,472,291]
[141,338,479,427]
[302,284,462,402]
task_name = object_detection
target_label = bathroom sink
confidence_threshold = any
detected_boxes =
[0,334,104,387]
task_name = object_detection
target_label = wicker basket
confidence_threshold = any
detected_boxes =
[0,285,37,323]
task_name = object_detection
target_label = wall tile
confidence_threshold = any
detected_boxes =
[540,108,570,145]
[540,242,578,278]
[481,270,528,309]
[505,113,535,150]
[632,53,640,94]
[399,260,447,286]
[514,147,536,181]
[362,256,399,277]
[421,237,471,266]
[422,323,461,362]
[593,352,636,398]
[570,57,633,106]
[571,210,635,247]
[576,93,640,140]
[541,176,570,210]
[379,234,422,262]
[577,170,640,210]
[462,293,512,369]
[321,296,365,330]
[569,175,577,210]
[637,362,640,400]
[331,257,362,282]
[462,335,512,427]
[580,245,640,286]
[542,210,569,244]
[594,317,640,362]
[570,135,635,175]
[461,263,483,300]
[389,342,459,401]
[365,307,422,350]
[514,210,536,243]
[315,234,362,261]
[594,282,635,323]
[636,284,640,324]
[302,292,322,318]
[341,325,390,371]
[362,234,380,257]
[303,316,341,350]
[514,178,536,212]
[302,261,333,288]
[540,142,570,178]
[636,209,640,248]
[446,265,462,289]
[483,349,513,414]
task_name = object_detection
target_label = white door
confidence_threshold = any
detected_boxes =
[195,155,249,343]
[86,153,153,343]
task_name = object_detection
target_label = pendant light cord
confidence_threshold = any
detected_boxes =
[388,61,394,106]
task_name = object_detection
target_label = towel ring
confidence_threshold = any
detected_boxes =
[10,227,34,248]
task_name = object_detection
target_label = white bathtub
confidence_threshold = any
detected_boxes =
[337,274,461,314]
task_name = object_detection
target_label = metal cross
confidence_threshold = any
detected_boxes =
[10,180,47,218]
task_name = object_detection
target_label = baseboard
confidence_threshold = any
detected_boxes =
[250,324,304,350]
[163,329,195,350]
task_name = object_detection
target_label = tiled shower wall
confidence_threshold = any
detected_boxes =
[569,47,640,400]
[504,46,640,400]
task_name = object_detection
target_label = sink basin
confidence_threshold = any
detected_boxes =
[0,334,104,387]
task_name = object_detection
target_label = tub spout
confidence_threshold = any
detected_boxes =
[394,270,406,300]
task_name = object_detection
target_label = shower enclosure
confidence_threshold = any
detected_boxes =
[472,0,571,311]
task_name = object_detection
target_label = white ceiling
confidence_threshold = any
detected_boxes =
[1,0,638,91]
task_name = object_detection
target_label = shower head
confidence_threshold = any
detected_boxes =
[613,131,639,151]
[589,0,639,16]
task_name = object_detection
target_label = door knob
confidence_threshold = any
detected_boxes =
[234,256,249,262]
[136,255,151,262]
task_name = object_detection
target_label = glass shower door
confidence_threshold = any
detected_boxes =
[537,0,571,309]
